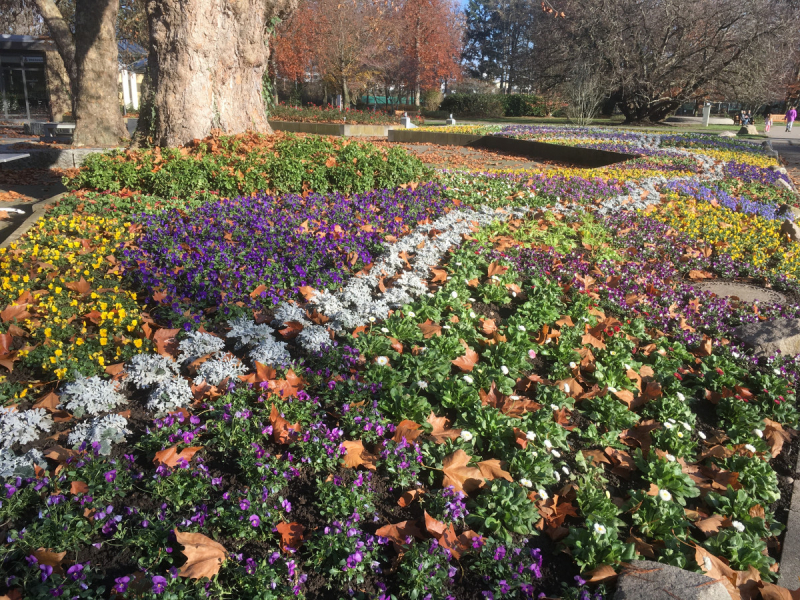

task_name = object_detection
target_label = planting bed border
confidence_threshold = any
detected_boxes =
[778,450,800,590]
[387,128,639,167]
[0,147,112,169]
[0,192,65,249]
[268,120,399,137]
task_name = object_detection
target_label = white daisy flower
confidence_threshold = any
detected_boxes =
[608,386,617,393]
[569,362,577,369]
[682,422,692,431]
[677,432,684,438]
[375,356,389,366]
[703,556,713,572]
[665,453,676,462]
[698,431,707,440]
[553,471,561,481]
[745,444,757,453]
[668,418,677,424]
[658,489,672,502]
[563,383,570,394]
[470,311,477,319]
[526,431,536,441]
[550,404,559,411]
[381,327,389,333]
[451,291,459,299]
[753,428,764,438]
[561,466,570,475]
[417,381,428,389]
[460,430,474,442]
[407,312,416,318]
[500,366,509,375]
[543,439,553,449]
[593,523,607,535]
[517,325,526,332]
[677,392,685,402]
[519,478,533,488]
[551,450,561,458]
[538,489,549,500]
[463,375,474,384]
[664,422,674,429]
[732,520,745,533]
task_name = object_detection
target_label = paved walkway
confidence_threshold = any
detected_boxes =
[765,125,800,185]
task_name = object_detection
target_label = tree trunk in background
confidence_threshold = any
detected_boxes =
[138,0,297,147]
[73,0,127,146]
[44,46,71,122]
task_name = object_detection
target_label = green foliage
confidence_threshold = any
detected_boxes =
[65,134,431,200]
[466,479,540,543]
[501,94,549,117]
[440,93,505,118]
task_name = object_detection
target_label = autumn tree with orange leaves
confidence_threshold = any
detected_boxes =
[273,0,462,107]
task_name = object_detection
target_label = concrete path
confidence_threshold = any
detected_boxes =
[765,125,800,185]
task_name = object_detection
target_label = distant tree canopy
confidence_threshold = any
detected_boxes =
[533,0,797,122]
[273,0,463,107]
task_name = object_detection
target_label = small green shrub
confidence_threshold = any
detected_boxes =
[502,94,549,117]
[440,93,505,118]
[65,133,432,199]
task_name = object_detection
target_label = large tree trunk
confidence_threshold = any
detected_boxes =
[73,0,127,146]
[33,0,125,145]
[139,0,297,147]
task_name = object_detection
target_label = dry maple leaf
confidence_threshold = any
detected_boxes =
[418,319,442,338]
[583,564,617,585]
[430,268,448,283]
[174,529,227,579]
[451,342,479,372]
[425,412,462,444]
[442,449,485,493]
[33,392,60,411]
[424,511,447,538]
[276,522,305,552]
[477,459,513,482]
[70,481,89,495]
[341,440,378,471]
[65,277,91,295]
[393,420,422,443]
[269,405,301,444]
[398,489,423,507]
[33,549,66,574]
[154,446,202,467]
[487,262,509,277]
[695,514,732,537]
[481,319,497,335]
[152,328,180,358]
[376,520,425,550]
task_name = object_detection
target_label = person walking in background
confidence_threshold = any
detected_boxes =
[786,106,797,132]
[765,108,773,133]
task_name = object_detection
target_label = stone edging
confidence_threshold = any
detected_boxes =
[386,129,638,168]
[269,121,399,137]
[0,148,110,169]
[0,192,65,249]
[777,449,800,590]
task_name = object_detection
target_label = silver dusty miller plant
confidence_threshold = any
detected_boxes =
[0,448,47,478]
[177,331,226,365]
[194,353,247,386]
[126,353,179,389]
[0,407,53,448]
[59,374,127,418]
[227,317,275,350]
[68,414,131,455]
[250,339,292,369]
[148,377,193,414]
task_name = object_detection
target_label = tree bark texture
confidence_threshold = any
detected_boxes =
[44,46,71,121]
[140,0,297,147]
[73,0,127,146]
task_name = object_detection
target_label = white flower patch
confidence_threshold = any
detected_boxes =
[249,339,292,368]
[297,325,333,354]
[0,407,53,448]
[126,353,179,389]
[177,331,225,365]
[226,317,275,350]
[148,377,193,414]
[59,374,127,418]
[68,414,131,454]
[194,353,247,386]
[0,448,47,478]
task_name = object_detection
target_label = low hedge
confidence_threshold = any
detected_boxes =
[439,93,551,118]
[65,132,432,199]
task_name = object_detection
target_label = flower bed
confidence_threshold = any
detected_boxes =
[1,128,799,600]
